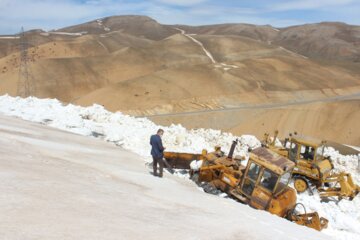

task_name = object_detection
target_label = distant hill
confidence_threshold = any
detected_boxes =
[59,15,178,40]
[180,21,360,62]
[274,22,360,62]
[0,15,359,145]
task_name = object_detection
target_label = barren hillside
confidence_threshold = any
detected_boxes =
[181,22,360,62]
[0,15,359,145]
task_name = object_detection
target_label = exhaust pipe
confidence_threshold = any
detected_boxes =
[228,139,238,159]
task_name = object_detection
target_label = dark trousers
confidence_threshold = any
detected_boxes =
[152,156,164,177]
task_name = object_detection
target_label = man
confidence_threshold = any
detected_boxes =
[303,146,315,160]
[150,129,165,177]
[308,147,315,160]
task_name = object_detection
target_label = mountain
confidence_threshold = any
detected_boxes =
[59,15,178,40]
[180,21,360,62]
[274,22,360,62]
[0,15,359,145]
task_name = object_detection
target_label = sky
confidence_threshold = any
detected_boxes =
[0,0,359,34]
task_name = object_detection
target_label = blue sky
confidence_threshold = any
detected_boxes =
[0,0,359,34]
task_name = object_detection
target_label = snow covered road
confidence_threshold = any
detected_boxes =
[0,114,329,240]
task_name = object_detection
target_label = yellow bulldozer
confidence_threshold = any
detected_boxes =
[164,140,328,231]
[262,131,359,201]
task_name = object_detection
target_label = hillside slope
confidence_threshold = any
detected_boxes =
[0,114,329,240]
[181,22,360,62]
[149,97,360,145]
[0,16,359,145]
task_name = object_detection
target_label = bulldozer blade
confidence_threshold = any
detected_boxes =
[145,158,175,174]
[318,172,360,200]
[164,152,204,169]
[291,212,328,231]
[229,189,249,203]
[162,158,175,174]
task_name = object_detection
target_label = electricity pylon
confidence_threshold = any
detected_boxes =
[17,27,36,97]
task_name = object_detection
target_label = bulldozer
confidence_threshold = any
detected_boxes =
[262,131,360,201]
[164,140,328,231]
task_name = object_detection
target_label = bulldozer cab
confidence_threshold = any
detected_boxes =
[285,137,327,164]
[240,148,295,211]
[284,136,335,192]
[242,161,292,196]
[267,133,359,200]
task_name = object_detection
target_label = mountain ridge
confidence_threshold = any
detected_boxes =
[0,15,359,144]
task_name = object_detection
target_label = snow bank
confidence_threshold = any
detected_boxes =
[297,191,360,240]
[0,94,358,240]
[0,95,259,161]
[324,147,360,183]
[0,36,20,39]
[47,31,87,36]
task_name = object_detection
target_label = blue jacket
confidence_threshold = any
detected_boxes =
[150,134,164,158]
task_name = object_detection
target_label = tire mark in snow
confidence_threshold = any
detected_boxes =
[259,220,271,226]
[246,215,257,220]
[274,229,284,234]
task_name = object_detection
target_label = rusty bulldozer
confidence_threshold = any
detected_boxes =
[164,140,328,231]
[262,131,360,201]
